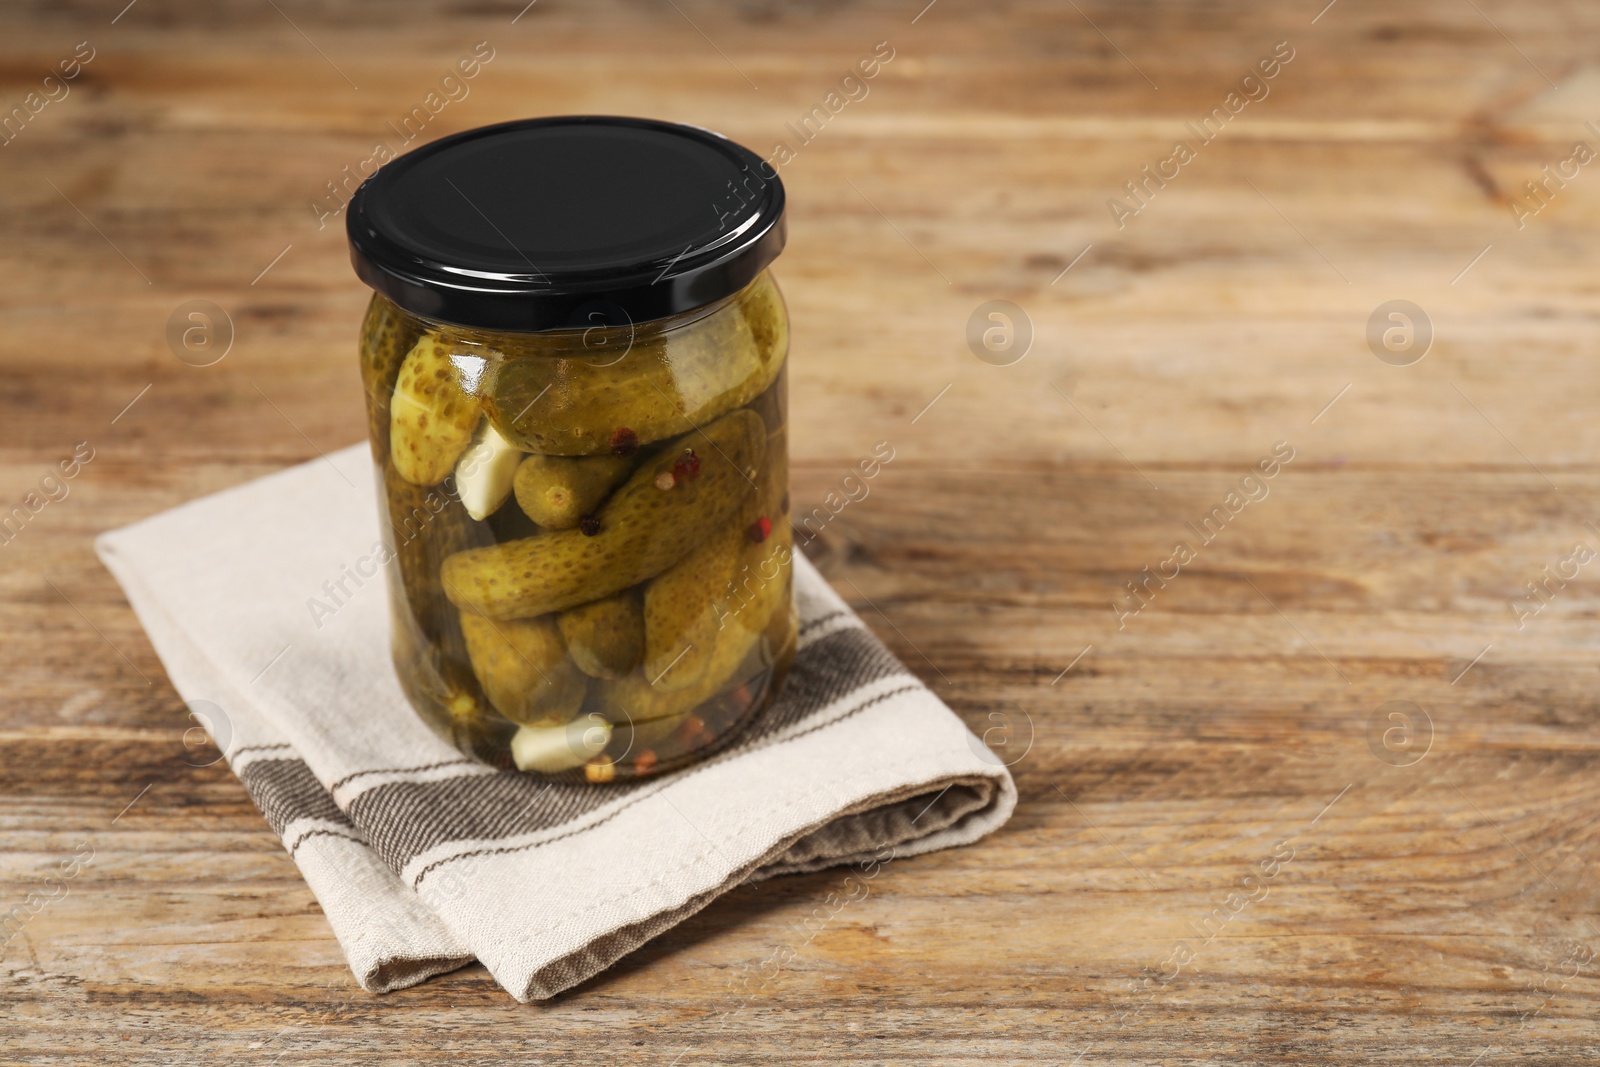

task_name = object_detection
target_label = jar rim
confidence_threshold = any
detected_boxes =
[347,115,786,332]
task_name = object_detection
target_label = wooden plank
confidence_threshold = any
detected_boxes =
[3,0,1600,1062]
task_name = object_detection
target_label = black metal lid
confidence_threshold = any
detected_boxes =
[347,115,786,332]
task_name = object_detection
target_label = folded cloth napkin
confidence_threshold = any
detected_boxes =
[95,444,1015,1001]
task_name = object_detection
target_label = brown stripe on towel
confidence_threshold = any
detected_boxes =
[239,757,359,840]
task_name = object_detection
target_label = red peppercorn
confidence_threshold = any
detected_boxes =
[579,514,602,536]
[672,448,701,481]
[748,515,771,543]
[610,427,639,456]
[633,749,658,774]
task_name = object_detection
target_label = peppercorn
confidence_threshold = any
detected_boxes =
[578,514,602,536]
[672,448,701,482]
[609,427,639,457]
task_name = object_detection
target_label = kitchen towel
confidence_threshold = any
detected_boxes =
[95,444,1015,1002]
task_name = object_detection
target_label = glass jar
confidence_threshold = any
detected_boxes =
[346,117,793,782]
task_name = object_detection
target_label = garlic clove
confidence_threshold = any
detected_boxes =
[455,420,523,521]
[510,714,613,773]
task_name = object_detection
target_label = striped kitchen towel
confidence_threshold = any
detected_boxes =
[95,444,1015,1002]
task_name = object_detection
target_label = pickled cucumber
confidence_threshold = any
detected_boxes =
[740,373,788,533]
[557,589,645,679]
[441,409,766,619]
[391,335,482,486]
[746,421,787,530]
[722,521,794,638]
[359,294,425,465]
[380,463,501,755]
[457,610,587,726]
[642,519,746,691]
[599,523,792,723]
[384,464,490,640]
[746,363,788,440]
[743,270,789,370]
[513,452,634,529]
[483,274,787,455]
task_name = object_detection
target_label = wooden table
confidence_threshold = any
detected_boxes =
[4,0,1598,1061]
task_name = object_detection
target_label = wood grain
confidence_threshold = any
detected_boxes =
[4,0,1600,1062]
